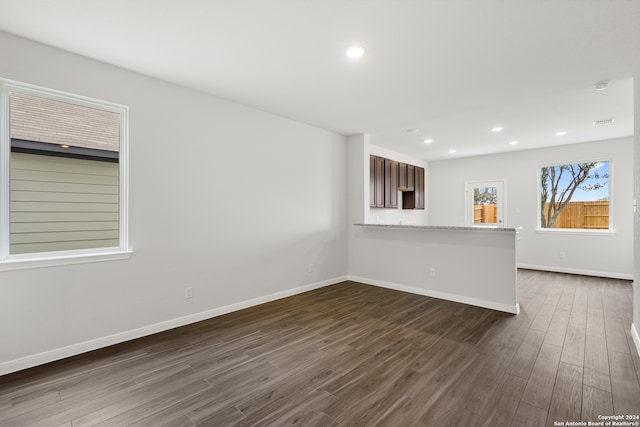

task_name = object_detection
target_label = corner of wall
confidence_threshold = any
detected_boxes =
[634,72,640,347]
[632,323,640,357]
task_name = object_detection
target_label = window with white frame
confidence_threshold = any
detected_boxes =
[0,79,129,266]
[538,160,610,230]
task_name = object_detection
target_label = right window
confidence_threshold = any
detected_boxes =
[539,160,610,230]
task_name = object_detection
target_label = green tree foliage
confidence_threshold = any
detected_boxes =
[540,162,608,228]
[473,187,497,205]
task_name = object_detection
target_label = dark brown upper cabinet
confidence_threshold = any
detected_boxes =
[402,166,425,209]
[415,166,425,209]
[398,163,408,190]
[370,155,375,207]
[398,163,415,191]
[370,155,384,208]
[384,159,398,208]
[371,155,424,210]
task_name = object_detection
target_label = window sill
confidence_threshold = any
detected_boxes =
[0,250,133,272]
[534,228,615,236]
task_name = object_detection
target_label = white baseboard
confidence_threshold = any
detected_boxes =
[0,276,348,377]
[348,275,520,315]
[632,324,640,358]
[518,263,633,280]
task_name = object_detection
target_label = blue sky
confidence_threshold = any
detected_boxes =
[543,161,609,202]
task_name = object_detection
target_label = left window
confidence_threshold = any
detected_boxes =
[1,79,129,268]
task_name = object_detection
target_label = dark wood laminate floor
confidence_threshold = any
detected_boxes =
[1,270,639,426]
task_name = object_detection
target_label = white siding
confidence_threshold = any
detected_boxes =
[10,152,119,254]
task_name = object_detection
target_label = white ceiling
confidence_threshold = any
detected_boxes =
[0,0,638,161]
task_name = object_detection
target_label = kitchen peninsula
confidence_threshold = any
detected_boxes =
[348,136,519,315]
[349,223,520,314]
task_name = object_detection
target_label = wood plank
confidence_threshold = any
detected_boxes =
[584,334,609,376]
[610,376,640,415]
[510,402,547,427]
[608,349,637,380]
[605,315,631,354]
[0,389,61,422]
[521,343,562,410]
[586,283,606,339]
[546,362,582,425]
[608,350,640,414]
[568,283,589,326]
[560,322,586,367]
[543,280,574,347]
[506,328,545,380]
[583,367,612,393]
[529,281,562,332]
[582,385,613,422]
[461,346,516,415]
[480,373,527,427]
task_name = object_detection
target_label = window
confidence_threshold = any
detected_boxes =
[538,160,610,231]
[0,79,129,269]
[466,180,504,227]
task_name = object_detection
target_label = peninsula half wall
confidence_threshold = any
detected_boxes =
[347,134,519,314]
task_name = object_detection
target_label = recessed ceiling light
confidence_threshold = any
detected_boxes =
[449,149,456,154]
[423,139,433,144]
[60,144,70,149]
[346,46,365,58]
[508,141,518,145]
[555,131,567,136]
[491,127,503,132]
[594,81,609,90]
[406,128,420,133]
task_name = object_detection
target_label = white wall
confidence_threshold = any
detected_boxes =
[368,144,428,226]
[0,32,348,373]
[348,226,519,314]
[429,137,634,279]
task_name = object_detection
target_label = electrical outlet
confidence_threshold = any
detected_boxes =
[559,251,566,259]
[429,268,436,277]
[185,286,193,299]
[308,263,314,273]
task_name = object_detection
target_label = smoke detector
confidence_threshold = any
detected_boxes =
[594,81,609,90]
[593,118,615,127]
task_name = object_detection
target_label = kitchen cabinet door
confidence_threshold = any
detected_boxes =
[370,155,385,208]
[407,164,415,190]
[370,155,376,208]
[384,159,398,208]
[402,165,425,210]
[416,166,425,209]
[398,163,407,189]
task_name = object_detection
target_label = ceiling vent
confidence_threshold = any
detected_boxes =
[593,118,615,127]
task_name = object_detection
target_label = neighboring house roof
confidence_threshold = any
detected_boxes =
[9,92,119,152]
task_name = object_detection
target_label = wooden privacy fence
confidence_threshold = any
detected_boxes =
[545,201,609,229]
[474,204,497,224]
[475,201,609,229]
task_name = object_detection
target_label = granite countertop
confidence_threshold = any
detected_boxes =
[354,223,520,233]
